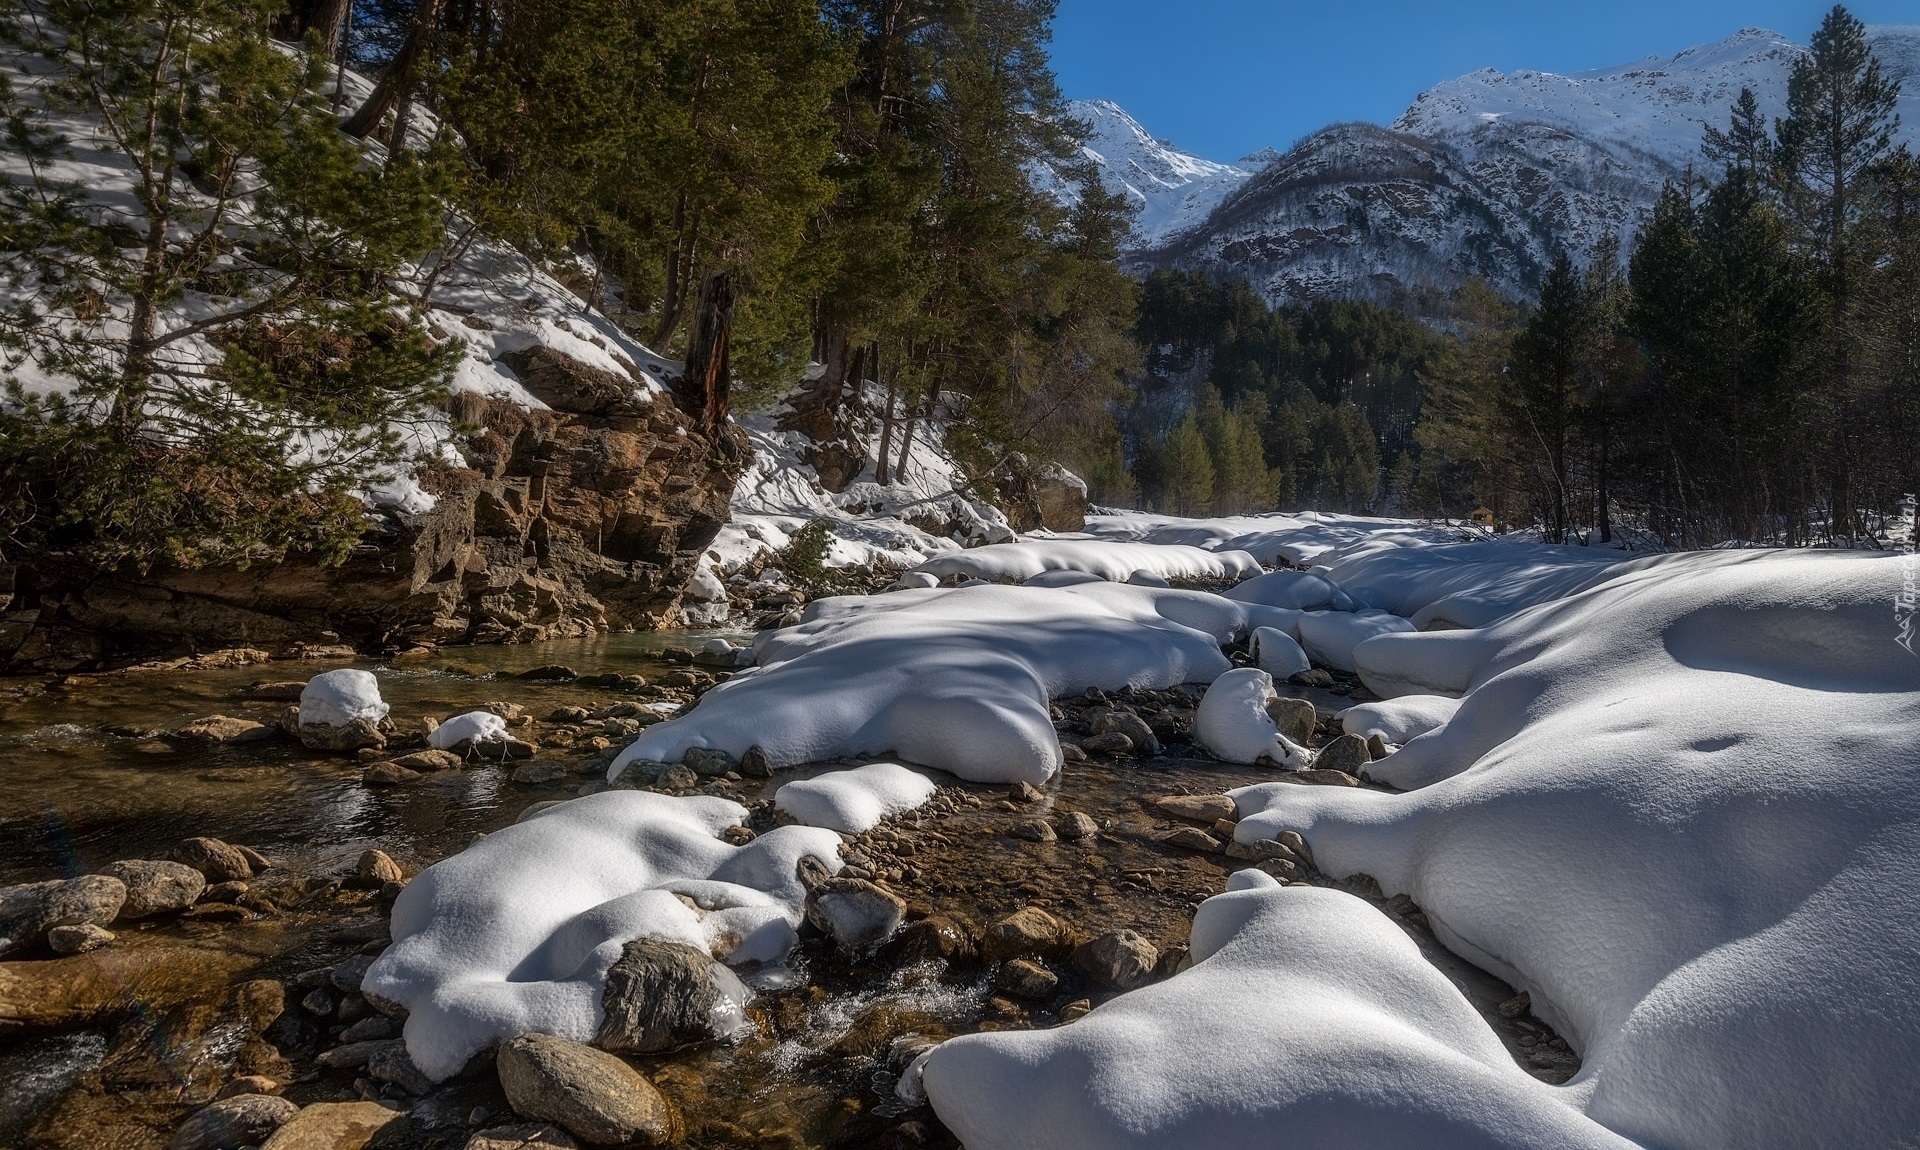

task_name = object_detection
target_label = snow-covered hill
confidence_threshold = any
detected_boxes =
[1137,24,1920,304]
[1039,100,1260,247]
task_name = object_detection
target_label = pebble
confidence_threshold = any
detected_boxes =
[1055,812,1099,840]
[47,922,114,954]
[1009,818,1057,843]
[1153,794,1236,823]
[355,850,404,888]
[1071,928,1159,989]
[982,906,1072,960]
[993,958,1060,1000]
[1078,732,1133,756]
[1156,827,1223,852]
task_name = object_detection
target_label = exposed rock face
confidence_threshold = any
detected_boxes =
[1,350,748,672]
[989,454,1088,533]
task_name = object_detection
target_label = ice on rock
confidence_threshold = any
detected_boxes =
[1222,568,1353,611]
[428,710,509,751]
[774,763,937,834]
[921,882,1633,1150]
[1194,668,1307,767]
[362,791,843,1081]
[906,539,1263,584]
[1249,626,1310,679]
[1296,608,1418,673]
[1339,694,1461,745]
[1231,550,1920,1149]
[611,581,1295,785]
[298,669,389,727]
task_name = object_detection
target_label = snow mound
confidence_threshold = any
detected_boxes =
[1249,626,1310,678]
[428,710,508,751]
[1339,695,1461,745]
[611,581,1293,784]
[1084,509,1469,567]
[362,791,843,1081]
[1222,568,1353,611]
[1296,609,1418,673]
[773,763,938,834]
[1231,550,1920,1148]
[1194,668,1307,767]
[907,540,1262,585]
[298,669,388,728]
[920,882,1631,1150]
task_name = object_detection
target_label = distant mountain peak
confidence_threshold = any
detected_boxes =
[1043,98,1254,247]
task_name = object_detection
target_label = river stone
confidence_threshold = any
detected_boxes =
[466,1126,580,1150]
[1263,696,1318,745]
[47,922,114,954]
[496,1033,681,1147]
[355,850,403,888]
[596,937,746,1053]
[173,715,277,744]
[1156,826,1223,852]
[1314,734,1373,775]
[1289,668,1334,688]
[891,915,977,966]
[1072,928,1159,989]
[296,718,387,753]
[315,1039,390,1069]
[1009,818,1056,843]
[512,761,567,784]
[1055,811,1099,840]
[652,764,698,791]
[248,681,309,701]
[738,746,772,778]
[1154,794,1236,823]
[215,1076,286,1100]
[682,747,734,776]
[363,761,422,786]
[1368,733,1391,759]
[1078,732,1133,756]
[805,877,906,949]
[993,958,1059,1000]
[982,906,1072,960]
[517,665,578,682]
[258,1100,403,1150]
[1276,768,1363,787]
[168,1093,301,1150]
[104,859,206,918]
[394,748,464,772]
[170,837,254,882]
[367,1039,434,1094]
[0,874,126,956]
[340,1016,396,1043]
[1091,710,1160,755]
[1008,780,1043,803]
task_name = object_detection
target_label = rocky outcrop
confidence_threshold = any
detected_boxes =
[989,454,1089,533]
[0,349,748,672]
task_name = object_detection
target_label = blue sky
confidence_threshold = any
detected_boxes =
[1048,1,1916,162]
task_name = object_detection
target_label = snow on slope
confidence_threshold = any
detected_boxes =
[1036,100,1257,247]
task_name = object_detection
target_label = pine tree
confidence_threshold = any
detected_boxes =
[1158,411,1215,515]
[0,0,454,569]
[1702,87,1773,181]
[1507,254,1584,542]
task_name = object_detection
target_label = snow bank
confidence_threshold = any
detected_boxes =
[1249,626,1310,678]
[1222,568,1353,611]
[1231,550,1920,1148]
[920,881,1631,1150]
[363,791,843,1081]
[612,581,1294,784]
[428,710,508,751]
[298,669,388,728]
[1194,668,1307,767]
[1084,509,1469,566]
[1309,536,1646,629]
[773,763,937,834]
[1338,695,1460,745]
[1296,609,1418,673]
[907,540,1262,585]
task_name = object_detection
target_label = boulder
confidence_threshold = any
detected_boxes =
[981,906,1072,961]
[168,1093,301,1150]
[258,1101,403,1150]
[0,875,126,956]
[1091,710,1160,756]
[103,859,205,918]
[682,747,734,777]
[354,850,404,888]
[1153,794,1236,823]
[1071,929,1159,990]
[1313,734,1373,775]
[170,837,254,882]
[295,718,387,754]
[596,937,748,1053]
[805,877,907,949]
[1263,696,1318,745]
[47,923,114,955]
[993,958,1059,1000]
[172,715,276,744]
[496,1033,681,1147]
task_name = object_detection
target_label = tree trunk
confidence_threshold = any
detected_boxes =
[342,0,445,141]
[276,0,351,57]
[679,270,735,433]
[875,375,897,487]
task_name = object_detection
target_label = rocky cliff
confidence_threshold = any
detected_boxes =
[0,348,747,674]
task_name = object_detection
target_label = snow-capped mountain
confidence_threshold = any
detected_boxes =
[1141,24,1920,305]
[1042,99,1259,247]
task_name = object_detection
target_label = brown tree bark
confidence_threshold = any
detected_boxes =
[342,0,445,142]
[679,270,736,433]
[276,0,351,57]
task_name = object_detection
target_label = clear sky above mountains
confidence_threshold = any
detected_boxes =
[1049,1,1916,162]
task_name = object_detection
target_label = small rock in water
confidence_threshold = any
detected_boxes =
[1367,733,1391,759]
[0,875,126,956]
[1288,668,1334,688]
[1055,812,1099,840]
[682,747,735,776]
[172,715,276,744]
[993,958,1059,1000]
[891,915,978,966]
[595,937,748,1054]
[1009,818,1057,843]
[296,718,388,753]
[516,665,578,682]
[253,1100,400,1149]
[170,837,254,883]
[363,761,422,787]
[1313,734,1373,775]
[1058,743,1088,763]
[548,706,592,724]
[1059,998,1093,1023]
[1078,732,1133,757]
[465,1126,580,1150]
[1008,780,1043,804]
[355,849,404,888]
[1262,696,1318,745]
[1156,827,1222,853]
[1071,929,1159,989]
[496,1032,681,1147]
[1091,710,1160,756]
[651,764,699,791]
[103,859,205,919]
[47,922,114,955]
[199,881,249,904]
[982,906,1072,960]
[806,877,907,949]
[215,1076,285,1101]
[1154,794,1236,823]
[738,746,773,778]
[167,1093,300,1150]
[511,761,566,785]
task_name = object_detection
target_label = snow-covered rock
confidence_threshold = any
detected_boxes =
[1223,568,1353,612]
[1338,694,1461,745]
[427,711,508,752]
[610,581,1295,784]
[907,540,1262,585]
[1295,609,1418,673]
[1249,625,1310,678]
[773,763,938,834]
[1193,668,1308,767]
[298,670,389,728]
[362,791,843,1081]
